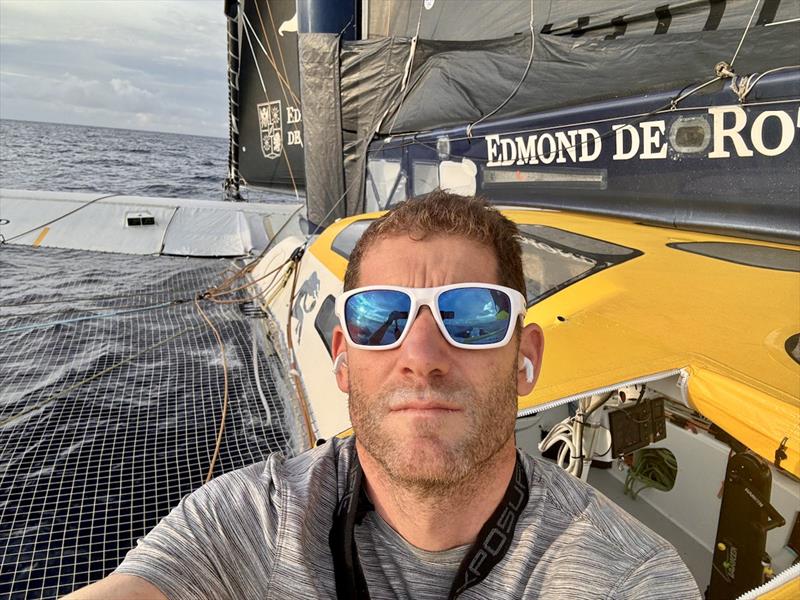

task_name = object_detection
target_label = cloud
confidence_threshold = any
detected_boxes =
[110,78,157,111]
[0,1,228,137]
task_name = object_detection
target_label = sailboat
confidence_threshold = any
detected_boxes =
[1,0,798,597]
[225,1,800,597]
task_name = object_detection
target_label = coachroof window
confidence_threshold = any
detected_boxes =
[518,225,640,305]
[331,219,375,260]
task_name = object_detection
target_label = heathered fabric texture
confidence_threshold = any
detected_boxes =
[115,437,701,599]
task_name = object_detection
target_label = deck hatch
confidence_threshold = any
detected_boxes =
[667,242,800,272]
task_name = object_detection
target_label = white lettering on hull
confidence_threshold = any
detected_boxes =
[486,128,603,166]
[485,106,798,166]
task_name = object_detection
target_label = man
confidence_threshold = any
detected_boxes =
[66,192,700,599]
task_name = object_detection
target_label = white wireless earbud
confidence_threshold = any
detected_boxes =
[521,357,534,384]
[332,352,348,374]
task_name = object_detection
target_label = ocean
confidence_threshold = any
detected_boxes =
[0,120,298,599]
[0,119,295,203]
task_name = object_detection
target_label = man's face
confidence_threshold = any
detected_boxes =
[333,234,540,493]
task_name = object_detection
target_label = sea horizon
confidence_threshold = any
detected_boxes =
[0,116,228,141]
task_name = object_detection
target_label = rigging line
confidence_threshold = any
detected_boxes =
[0,289,198,307]
[241,18,300,204]
[0,300,194,319]
[400,96,798,158]
[466,0,535,139]
[241,13,300,203]
[0,193,121,245]
[203,255,263,296]
[242,18,270,104]
[205,257,287,297]
[253,3,301,107]
[263,0,299,105]
[766,17,800,26]
[243,10,300,107]
[670,75,723,108]
[206,262,292,305]
[252,261,294,303]
[0,325,197,429]
[734,64,800,101]
[195,296,230,484]
[252,2,302,118]
[399,73,739,167]
[206,262,257,295]
[0,300,185,335]
[263,260,296,307]
[263,202,304,251]
[730,0,762,69]
[196,204,304,310]
[286,258,316,449]
[302,159,364,235]
[203,203,304,300]
[380,2,425,139]
[251,328,272,427]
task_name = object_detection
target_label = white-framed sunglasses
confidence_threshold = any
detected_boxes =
[335,283,527,350]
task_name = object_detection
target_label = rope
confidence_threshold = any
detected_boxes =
[405,73,792,168]
[466,0,535,139]
[0,289,197,308]
[380,3,425,137]
[195,296,230,484]
[252,2,301,106]
[730,65,800,103]
[285,251,316,449]
[538,393,614,477]
[207,263,292,306]
[251,330,272,427]
[205,259,291,301]
[263,0,300,104]
[709,0,764,97]
[670,76,723,109]
[0,300,185,335]
[730,0,762,69]
[0,193,121,245]
[624,448,678,499]
[241,11,300,203]
[0,299,194,319]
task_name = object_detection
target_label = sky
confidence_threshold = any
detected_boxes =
[0,0,229,137]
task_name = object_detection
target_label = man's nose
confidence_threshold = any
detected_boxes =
[396,306,451,379]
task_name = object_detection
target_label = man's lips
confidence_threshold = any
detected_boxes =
[390,401,462,412]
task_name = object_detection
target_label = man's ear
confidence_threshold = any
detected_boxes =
[517,322,544,396]
[331,325,350,394]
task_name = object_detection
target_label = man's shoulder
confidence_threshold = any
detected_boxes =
[519,451,672,559]
[508,451,700,598]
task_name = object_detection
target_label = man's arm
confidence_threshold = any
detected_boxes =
[60,459,282,600]
[61,573,167,600]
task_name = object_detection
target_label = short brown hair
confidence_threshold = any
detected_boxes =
[344,191,526,296]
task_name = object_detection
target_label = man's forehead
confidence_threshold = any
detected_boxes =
[356,233,501,288]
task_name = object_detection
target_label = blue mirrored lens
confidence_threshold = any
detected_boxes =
[345,290,411,346]
[438,287,512,345]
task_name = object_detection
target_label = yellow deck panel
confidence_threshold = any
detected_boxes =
[310,209,800,475]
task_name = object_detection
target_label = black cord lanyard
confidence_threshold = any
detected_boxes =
[329,452,530,600]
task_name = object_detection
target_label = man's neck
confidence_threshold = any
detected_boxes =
[356,441,518,552]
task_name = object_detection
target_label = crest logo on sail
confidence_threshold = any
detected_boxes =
[258,100,282,160]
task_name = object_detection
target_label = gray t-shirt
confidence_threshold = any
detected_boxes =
[115,437,701,599]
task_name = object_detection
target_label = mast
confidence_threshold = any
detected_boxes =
[224,0,243,201]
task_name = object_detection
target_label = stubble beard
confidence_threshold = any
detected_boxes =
[348,366,518,498]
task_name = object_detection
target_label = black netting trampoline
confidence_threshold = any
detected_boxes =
[0,245,299,599]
